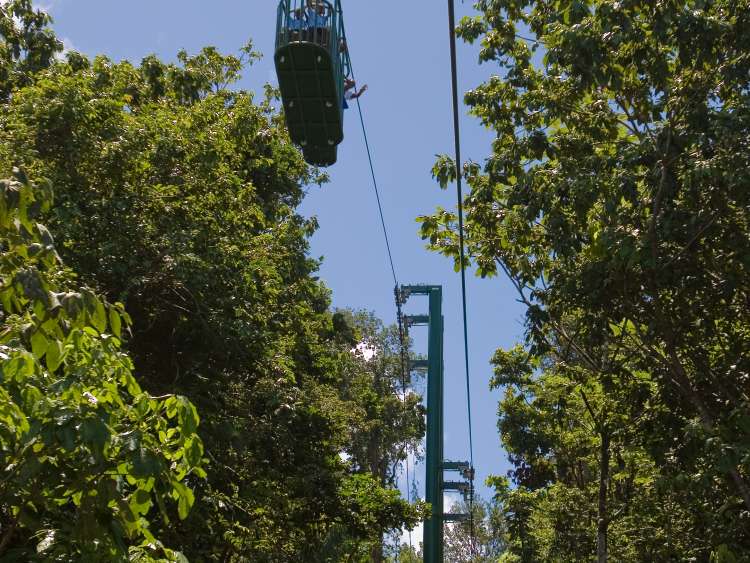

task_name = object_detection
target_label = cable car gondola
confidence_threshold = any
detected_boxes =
[274,0,351,167]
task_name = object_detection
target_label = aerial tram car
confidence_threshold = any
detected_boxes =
[274,0,351,167]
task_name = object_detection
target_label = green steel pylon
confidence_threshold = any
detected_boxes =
[401,285,444,563]
[400,285,473,562]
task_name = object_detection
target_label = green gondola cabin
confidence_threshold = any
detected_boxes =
[274,0,351,167]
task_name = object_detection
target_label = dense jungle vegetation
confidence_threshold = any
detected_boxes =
[1,0,749,561]
[0,1,425,560]
[420,0,750,561]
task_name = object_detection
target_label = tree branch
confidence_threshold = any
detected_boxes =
[579,388,601,431]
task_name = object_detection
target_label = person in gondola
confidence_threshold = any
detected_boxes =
[305,0,330,46]
[287,6,307,42]
[343,78,367,109]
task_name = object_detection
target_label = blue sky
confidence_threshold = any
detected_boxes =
[42,0,525,504]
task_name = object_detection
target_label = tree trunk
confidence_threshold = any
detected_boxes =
[597,431,610,563]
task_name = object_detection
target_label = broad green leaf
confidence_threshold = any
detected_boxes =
[92,300,107,333]
[108,307,122,338]
[172,480,195,520]
[45,340,64,373]
[129,488,153,517]
[30,330,48,359]
[80,418,110,453]
[132,447,161,478]
[3,352,35,382]
[116,498,139,536]
[176,397,199,436]
[184,436,203,467]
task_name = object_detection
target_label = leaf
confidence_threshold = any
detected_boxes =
[80,417,110,454]
[712,545,738,563]
[176,397,200,435]
[30,330,48,359]
[154,489,171,525]
[184,436,203,467]
[58,425,75,451]
[172,480,195,520]
[132,447,162,478]
[21,385,43,410]
[92,299,107,333]
[116,498,139,536]
[165,396,178,419]
[108,306,122,338]
[3,352,35,382]
[36,530,56,554]
[129,488,153,517]
[45,340,64,373]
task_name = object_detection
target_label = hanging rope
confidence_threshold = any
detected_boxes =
[344,21,418,557]
[341,4,476,555]
[339,2,398,288]
[353,84,398,286]
[446,0,477,555]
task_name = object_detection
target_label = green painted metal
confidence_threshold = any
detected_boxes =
[400,285,476,559]
[442,460,470,472]
[274,0,352,166]
[425,286,444,563]
[404,314,430,326]
[301,144,338,167]
[402,284,444,563]
[401,284,441,297]
[443,481,471,492]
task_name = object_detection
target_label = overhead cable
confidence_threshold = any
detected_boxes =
[447,0,477,554]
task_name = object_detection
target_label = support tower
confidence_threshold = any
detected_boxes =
[399,285,472,562]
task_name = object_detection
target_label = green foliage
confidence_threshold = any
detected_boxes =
[338,473,423,541]
[421,0,750,559]
[0,170,203,560]
[0,4,423,560]
[337,311,426,483]
[443,496,507,562]
[0,0,62,99]
[335,310,428,560]
[388,545,421,563]
[487,344,714,561]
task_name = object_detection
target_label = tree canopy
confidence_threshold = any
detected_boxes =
[4,0,750,560]
[0,1,423,560]
[421,0,750,560]
[0,170,204,561]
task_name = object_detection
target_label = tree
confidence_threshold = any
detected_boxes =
[387,543,421,563]
[0,0,62,100]
[1,2,425,559]
[488,343,703,562]
[444,496,507,562]
[336,310,427,561]
[0,170,204,561]
[420,0,750,558]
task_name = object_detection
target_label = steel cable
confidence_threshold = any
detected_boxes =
[446,0,477,555]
